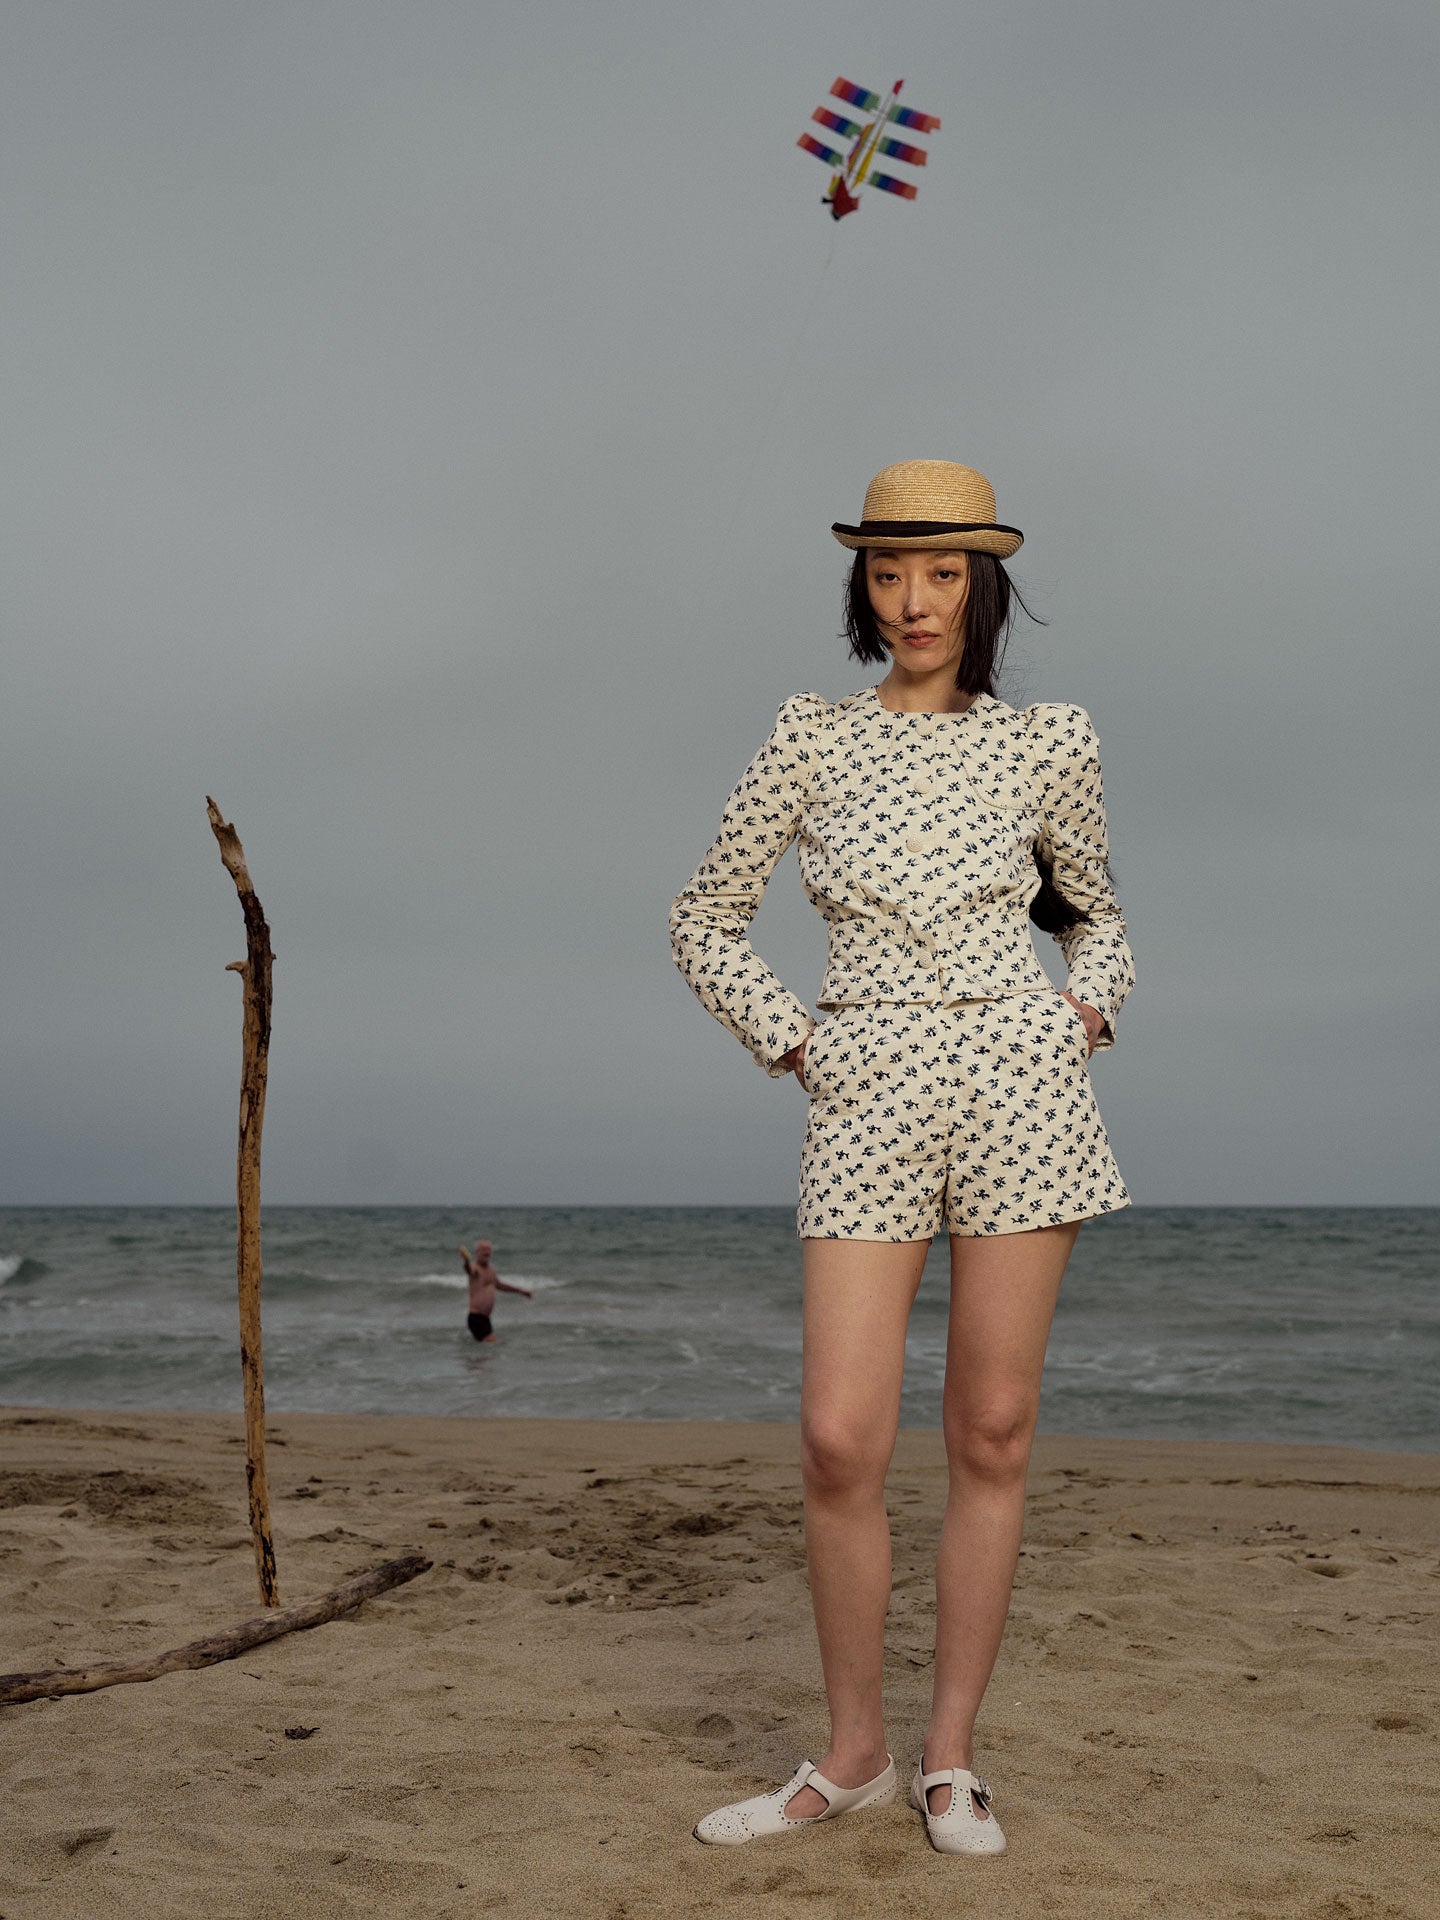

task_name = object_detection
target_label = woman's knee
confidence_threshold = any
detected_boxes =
[800,1412,891,1497]
[943,1398,1038,1482]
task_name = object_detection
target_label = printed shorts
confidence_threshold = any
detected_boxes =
[797,993,1130,1241]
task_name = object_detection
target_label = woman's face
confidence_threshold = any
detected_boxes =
[864,548,970,675]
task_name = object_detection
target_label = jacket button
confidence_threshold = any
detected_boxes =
[905,835,923,854]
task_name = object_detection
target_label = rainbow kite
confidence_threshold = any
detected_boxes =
[797,77,941,221]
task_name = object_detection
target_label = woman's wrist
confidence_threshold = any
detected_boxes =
[1061,990,1105,1055]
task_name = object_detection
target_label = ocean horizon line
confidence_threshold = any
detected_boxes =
[3,1199,1436,1213]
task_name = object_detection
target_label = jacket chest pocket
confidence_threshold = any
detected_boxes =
[805,773,911,840]
[963,763,1037,821]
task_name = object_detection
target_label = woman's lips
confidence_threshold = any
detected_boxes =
[902,632,939,646]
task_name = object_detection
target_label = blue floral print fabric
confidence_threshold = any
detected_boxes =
[669,686,1136,1078]
[797,996,1130,1239]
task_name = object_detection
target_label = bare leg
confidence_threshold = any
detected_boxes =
[784,1238,929,1818]
[922,1220,1080,1815]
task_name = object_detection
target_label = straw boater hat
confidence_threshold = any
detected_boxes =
[831,459,1023,559]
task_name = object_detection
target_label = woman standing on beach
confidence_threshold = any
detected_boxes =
[668,461,1134,1858]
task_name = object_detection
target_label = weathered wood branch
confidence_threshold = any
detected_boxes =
[206,796,279,1608]
[0,1555,431,1707]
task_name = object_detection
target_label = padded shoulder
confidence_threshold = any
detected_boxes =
[1016,704,1104,815]
[1017,699,1093,735]
[772,690,833,747]
[776,689,831,721]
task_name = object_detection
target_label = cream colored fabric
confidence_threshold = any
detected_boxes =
[669,686,1135,1078]
[798,997,1129,1239]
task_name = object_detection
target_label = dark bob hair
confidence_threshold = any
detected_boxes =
[842,549,1086,934]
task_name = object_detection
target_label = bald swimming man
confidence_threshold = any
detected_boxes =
[459,1240,532,1341]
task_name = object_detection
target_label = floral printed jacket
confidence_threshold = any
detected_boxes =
[669,685,1135,1077]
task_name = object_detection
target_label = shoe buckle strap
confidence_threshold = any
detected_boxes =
[798,1764,836,1813]
[919,1762,990,1798]
[778,1760,831,1822]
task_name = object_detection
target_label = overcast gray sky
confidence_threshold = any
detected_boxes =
[3,0,1436,1207]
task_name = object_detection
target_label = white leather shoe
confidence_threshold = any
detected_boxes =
[910,1757,1007,1855]
[693,1755,897,1846]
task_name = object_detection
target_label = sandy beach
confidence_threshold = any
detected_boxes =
[1,1404,1435,1918]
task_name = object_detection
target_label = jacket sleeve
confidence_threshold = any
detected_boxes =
[668,694,822,1076]
[1030,703,1135,1048]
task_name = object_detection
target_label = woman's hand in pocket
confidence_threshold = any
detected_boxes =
[1060,991,1103,1057]
[781,1035,810,1091]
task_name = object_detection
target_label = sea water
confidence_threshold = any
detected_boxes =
[0,1207,1435,1449]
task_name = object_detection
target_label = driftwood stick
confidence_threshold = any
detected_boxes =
[0,1555,431,1707]
[206,797,279,1608]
